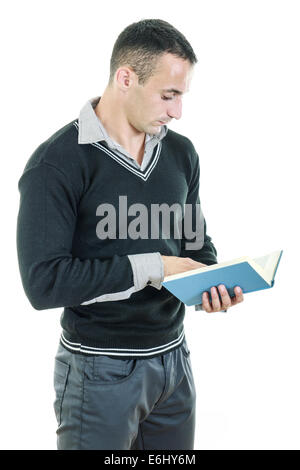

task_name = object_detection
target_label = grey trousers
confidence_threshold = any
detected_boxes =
[53,336,196,450]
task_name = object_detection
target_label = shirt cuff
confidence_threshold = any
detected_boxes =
[127,252,164,291]
[195,304,203,311]
[195,304,228,312]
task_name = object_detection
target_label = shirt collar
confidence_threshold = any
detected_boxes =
[77,96,168,147]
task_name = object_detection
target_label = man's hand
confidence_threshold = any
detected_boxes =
[161,255,206,277]
[161,256,244,313]
[201,284,244,313]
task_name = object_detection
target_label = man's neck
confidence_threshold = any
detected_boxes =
[94,90,146,164]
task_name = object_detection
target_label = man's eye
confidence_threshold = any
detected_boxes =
[161,96,172,101]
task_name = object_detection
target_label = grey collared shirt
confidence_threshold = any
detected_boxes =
[78,96,168,171]
[77,96,166,303]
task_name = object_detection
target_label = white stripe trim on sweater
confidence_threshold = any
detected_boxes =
[60,329,184,357]
[73,121,161,181]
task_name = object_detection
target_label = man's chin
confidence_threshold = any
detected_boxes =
[148,123,163,134]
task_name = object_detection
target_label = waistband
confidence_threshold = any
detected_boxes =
[60,329,185,359]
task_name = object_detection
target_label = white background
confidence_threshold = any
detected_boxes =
[1,0,299,450]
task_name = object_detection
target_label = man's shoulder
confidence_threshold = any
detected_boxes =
[44,118,78,147]
[24,119,79,172]
[38,118,78,157]
[164,128,198,169]
[164,128,197,154]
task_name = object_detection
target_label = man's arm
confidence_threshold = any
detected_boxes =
[179,152,218,266]
[154,147,244,312]
[178,150,243,312]
[16,162,163,310]
[178,152,217,310]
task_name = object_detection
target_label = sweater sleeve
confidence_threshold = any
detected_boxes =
[180,152,218,266]
[16,162,156,310]
[179,152,218,311]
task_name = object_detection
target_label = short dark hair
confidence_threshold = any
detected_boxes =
[109,19,198,86]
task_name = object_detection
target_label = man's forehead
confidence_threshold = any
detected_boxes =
[154,56,194,93]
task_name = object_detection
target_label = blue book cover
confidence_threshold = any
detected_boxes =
[162,249,283,306]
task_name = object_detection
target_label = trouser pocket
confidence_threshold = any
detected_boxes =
[181,337,191,357]
[53,358,70,426]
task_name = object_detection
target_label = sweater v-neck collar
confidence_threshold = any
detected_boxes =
[75,96,167,180]
[73,120,163,181]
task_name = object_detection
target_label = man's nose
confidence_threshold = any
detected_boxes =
[167,99,182,120]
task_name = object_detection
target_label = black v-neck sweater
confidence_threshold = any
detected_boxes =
[17,119,218,358]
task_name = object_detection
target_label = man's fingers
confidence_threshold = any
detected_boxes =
[211,286,222,311]
[202,287,222,313]
[217,284,232,310]
[231,286,244,306]
[202,291,212,313]
[201,285,244,313]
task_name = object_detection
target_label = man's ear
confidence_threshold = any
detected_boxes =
[115,66,136,91]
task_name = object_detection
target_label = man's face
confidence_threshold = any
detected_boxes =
[124,53,194,135]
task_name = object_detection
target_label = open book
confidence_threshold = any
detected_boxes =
[162,249,283,306]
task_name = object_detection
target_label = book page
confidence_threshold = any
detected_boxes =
[252,250,282,284]
[164,250,282,284]
[253,255,269,270]
[163,256,249,282]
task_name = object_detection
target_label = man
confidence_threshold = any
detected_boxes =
[16,19,244,450]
